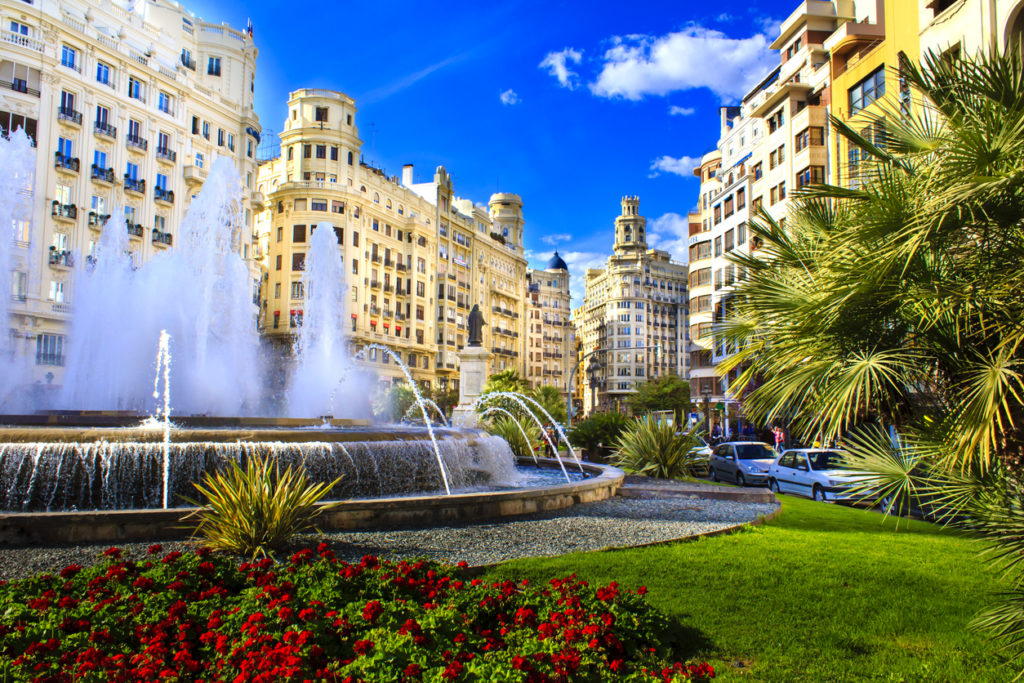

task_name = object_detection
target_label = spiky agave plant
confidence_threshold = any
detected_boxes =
[612,416,704,479]
[486,416,541,460]
[185,454,341,559]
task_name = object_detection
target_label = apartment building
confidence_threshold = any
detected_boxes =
[1,0,261,383]
[254,88,529,391]
[575,197,689,416]
[525,253,573,399]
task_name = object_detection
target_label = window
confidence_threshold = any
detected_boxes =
[714,236,722,257]
[128,76,143,101]
[347,151,354,165]
[61,45,78,71]
[48,281,65,303]
[155,173,168,190]
[207,57,221,76]
[330,146,338,161]
[202,121,210,140]
[797,166,824,188]
[293,225,306,242]
[96,62,111,86]
[795,126,824,152]
[303,144,311,159]
[292,253,305,271]
[9,21,28,38]
[57,136,72,158]
[315,106,328,122]
[125,162,139,180]
[849,65,885,113]
[737,222,747,245]
[352,259,358,274]
[227,133,235,151]
[725,229,735,252]
[752,162,762,180]
[195,153,204,169]
[316,145,326,159]
[158,92,172,114]
[311,200,327,212]
[36,334,65,366]
[736,187,745,209]
[291,281,304,299]
[288,146,294,161]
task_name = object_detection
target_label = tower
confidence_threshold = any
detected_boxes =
[614,196,646,255]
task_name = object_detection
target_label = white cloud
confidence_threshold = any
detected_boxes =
[754,15,783,39]
[589,27,776,102]
[668,105,695,116]
[648,213,692,264]
[539,48,584,90]
[648,154,701,178]
[499,88,520,105]
[541,233,572,246]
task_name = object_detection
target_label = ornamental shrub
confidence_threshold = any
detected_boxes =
[185,454,341,559]
[0,546,714,682]
[613,417,706,480]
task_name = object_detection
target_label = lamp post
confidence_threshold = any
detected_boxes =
[701,386,712,439]
[566,344,660,426]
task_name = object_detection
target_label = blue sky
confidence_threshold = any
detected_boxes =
[187,0,795,303]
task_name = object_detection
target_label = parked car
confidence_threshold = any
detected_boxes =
[767,449,862,502]
[708,442,776,486]
[688,437,712,477]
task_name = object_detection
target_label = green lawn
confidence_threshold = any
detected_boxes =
[481,495,1009,682]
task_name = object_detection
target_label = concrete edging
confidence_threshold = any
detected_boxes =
[0,457,624,546]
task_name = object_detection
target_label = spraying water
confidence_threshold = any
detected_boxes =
[479,406,539,465]
[287,222,351,416]
[59,157,261,415]
[474,392,571,483]
[505,392,581,468]
[402,397,449,426]
[354,343,450,495]
[0,129,36,409]
[152,331,172,508]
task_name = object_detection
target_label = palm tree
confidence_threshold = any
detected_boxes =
[718,48,1024,671]
[483,369,529,395]
[530,385,567,425]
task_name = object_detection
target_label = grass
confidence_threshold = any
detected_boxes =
[481,494,1009,682]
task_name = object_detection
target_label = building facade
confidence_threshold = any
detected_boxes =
[575,197,689,416]
[1,0,261,383]
[254,88,533,392]
[525,253,573,399]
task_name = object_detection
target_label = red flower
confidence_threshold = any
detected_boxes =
[361,600,383,623]
[148,544,163,555]
[441,660,464,679]
[103,548,121,559]
[60,564,83,579]
[352,639,374,656]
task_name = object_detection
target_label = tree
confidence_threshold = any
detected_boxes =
[529,385,567,425]
[718,49,1024,673]
[483,369,529,395]
[421,383,459,419]
[625,375,693,423]
[372,383,416,423]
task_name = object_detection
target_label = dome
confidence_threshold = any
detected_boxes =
[545,251,568,271]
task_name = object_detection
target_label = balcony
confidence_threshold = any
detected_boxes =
[154,187,174,204]
[54,152,79,173]
[383,284,393,293]
[91,165,114,184]
[88,211,110,228]
[155,147,177,164]
[369,279,381,289]
[126,134,148,152]
[395,262,407,272]
[48,249,73,268]
[250,191,265,211]
[383,259,394,268]
[126,223,144,238]
[123,176,145,195]
[180,53,196,70]
[370,255,381,264]
[184,165,207,186]
[94,122,117,139]
[4,79,39,97]
[57,107,82,126]
[51,201,76,221]
[152,230,173,246]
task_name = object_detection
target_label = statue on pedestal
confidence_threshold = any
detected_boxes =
[468,304,485,347]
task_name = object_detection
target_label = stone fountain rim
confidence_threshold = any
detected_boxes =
[0,458,625,546]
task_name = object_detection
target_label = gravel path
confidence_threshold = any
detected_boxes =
[0,496,778,581]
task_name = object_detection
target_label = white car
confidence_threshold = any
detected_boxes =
[767,449,860,502]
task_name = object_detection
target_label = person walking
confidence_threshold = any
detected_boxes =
[773,426,785,451]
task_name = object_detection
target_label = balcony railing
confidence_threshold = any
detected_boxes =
[152,230,173,246]
[57,107,82,125]
[369,280,380,289]
[94,122,116,139]
[88,211,110,227]
[180,53,196,70]
[126,134,148,152]
[126,223,144,238]
[4,79,39,97]
[155,147,177,163]
[54,152,79,172]
[48,249,74,267]
[50,201,76,220]
[154,187,174,204]
[123,176,145,194]
[90,165,114,184]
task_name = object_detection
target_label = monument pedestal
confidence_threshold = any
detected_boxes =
[451,345,491,428]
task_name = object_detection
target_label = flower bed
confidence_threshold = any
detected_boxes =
[0,545,714,682]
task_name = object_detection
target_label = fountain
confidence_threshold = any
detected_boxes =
[0,130,35,411]
[473,392,572,483]
[478,406,539,464]
[402,398,449,427]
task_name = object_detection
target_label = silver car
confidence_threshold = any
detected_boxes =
[708,442,776,486]
[767,449,859,502]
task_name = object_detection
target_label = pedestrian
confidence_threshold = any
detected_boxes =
[773,426,785,450]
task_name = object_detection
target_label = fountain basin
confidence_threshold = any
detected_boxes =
[0,458,624,546]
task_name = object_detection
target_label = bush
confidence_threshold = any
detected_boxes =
[569,412,630,462]
[485,416,540,460]
[613,417,705,479]
[185,454,340,559]
[0,547,715,682]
